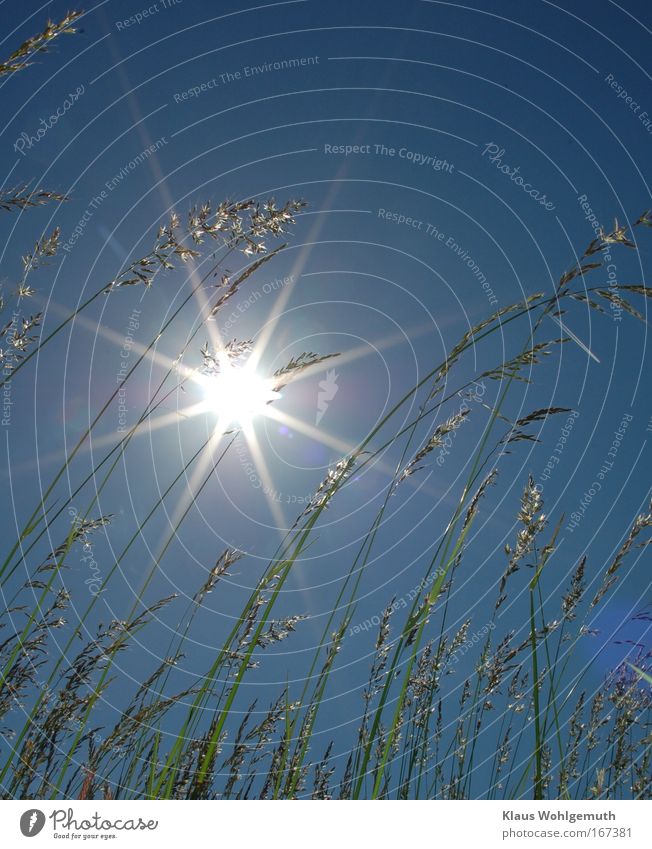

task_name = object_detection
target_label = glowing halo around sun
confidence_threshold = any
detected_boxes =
[196,356,281,429]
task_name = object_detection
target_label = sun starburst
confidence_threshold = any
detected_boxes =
[196,355,280,428]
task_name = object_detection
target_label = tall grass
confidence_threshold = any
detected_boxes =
[1,14,651,800]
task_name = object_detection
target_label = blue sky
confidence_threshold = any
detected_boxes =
[1,0,650,795]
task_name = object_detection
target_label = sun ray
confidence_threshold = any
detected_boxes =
[132,422,232,603]
[261,405,357,458]
[266,319,436,390]
[246,201,338,373]
[39,295,197,380]
[239,422,290,536]
[261,404,443,498]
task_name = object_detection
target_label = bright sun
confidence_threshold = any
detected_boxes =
[198,359,280,427]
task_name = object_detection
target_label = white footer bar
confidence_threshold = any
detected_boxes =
[0,799,650,848]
